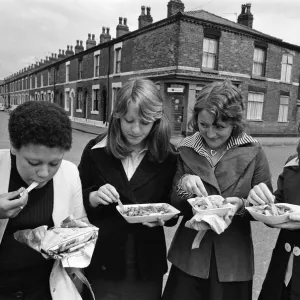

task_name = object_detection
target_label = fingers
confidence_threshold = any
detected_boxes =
[98,184,119,203]
[6,189,28,211]
[247,183,274,206]
[183,175,207,197]
[288,213,300,222]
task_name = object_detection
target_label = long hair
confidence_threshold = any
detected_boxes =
[189,80,246,138]
[106,78,172,162]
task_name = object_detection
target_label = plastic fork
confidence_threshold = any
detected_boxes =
[117,197,125,213]
[20,181,39,197]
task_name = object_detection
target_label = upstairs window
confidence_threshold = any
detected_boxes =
[202,37,218,70]
[94,55,100,77]
[281,54,293,83]
[66,63,70,83]
[253,47,266,76]
[115,48,121,73]
[41,74,44,88]
[48,70,51,85]
[78,60,83,79]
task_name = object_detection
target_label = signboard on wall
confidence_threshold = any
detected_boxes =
[167,87,184,93]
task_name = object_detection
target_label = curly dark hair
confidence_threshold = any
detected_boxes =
[9,101,72,150]
[189,80,246,138]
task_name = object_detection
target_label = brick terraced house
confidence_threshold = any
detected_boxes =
[1,0,300,136]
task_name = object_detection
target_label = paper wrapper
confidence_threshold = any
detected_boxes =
[185,213,232,249]
[14,215,99,268]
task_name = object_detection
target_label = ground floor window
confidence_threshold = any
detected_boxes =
[76,89,83,110]
[278,96,289,122]
[247,92,264,120]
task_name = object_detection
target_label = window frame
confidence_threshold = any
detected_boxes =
[202,37,219,70]
[91,84,100,114]
[281,54,293,83]
[252,47,267,77]
[246,92,265,121]
[278,95,289,122]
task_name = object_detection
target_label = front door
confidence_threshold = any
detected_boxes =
[170,94,184,135]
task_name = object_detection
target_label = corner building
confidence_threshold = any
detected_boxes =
[1,0,300,136]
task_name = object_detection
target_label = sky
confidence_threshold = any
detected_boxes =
[0,0,300,80]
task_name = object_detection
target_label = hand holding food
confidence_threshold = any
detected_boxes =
[270,212,300,230]
[143,217,165,228]
[89,183,120,207]
[0,188,28,219]
[247,182,275,206]
[180,175,208,197]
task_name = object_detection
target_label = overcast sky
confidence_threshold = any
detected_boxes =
[0,0,299,80]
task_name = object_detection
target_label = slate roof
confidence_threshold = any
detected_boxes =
[184,10,282,42]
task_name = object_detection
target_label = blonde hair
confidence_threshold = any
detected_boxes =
[106,78,172,162]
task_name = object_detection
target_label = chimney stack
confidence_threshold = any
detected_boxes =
[75,40,83,54]
[167,0,185,18]
[116,17,130,38]
[86,33,96,49]
[138,6,153,29]
[237,3,253,28]
[100,26,111,44]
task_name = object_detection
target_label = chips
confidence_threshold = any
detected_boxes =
[121,203,170,217]
[251,203,293,216]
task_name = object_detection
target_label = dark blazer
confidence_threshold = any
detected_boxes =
[259,155,300,300]
[168,140,272,282]
[78,134,177,280]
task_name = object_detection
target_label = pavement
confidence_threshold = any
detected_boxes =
[72,121,300,147]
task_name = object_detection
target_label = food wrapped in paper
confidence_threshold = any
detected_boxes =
[14,216,99,268]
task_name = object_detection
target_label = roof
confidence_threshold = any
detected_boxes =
[184,10,282,42]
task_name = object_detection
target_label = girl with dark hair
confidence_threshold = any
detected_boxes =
[0,101,86,300]
[78,78,177,300]
[247,127,300,300]
[162,80,272,300]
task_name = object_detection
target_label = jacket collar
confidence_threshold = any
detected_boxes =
[178,132,260,193]
[284,157,299,168]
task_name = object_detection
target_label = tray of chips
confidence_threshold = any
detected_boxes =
[246,203,300,225]
[187,195,234,217]
[116,203,180,224]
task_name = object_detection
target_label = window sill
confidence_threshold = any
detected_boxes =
[76,109,82,113]
[280,80,292,85]
[77,79,83,82]
[277,121,289,124]
[247,119,263,122]
[112,73,121,77]
[251,75,266,81]
[91,111,99,115]
[201,68,219,74]
[64,108,70,111]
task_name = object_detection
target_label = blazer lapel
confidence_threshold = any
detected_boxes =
[129,152,161,191]
[179,147,221,193]
[215,145,260,192]
[90,149,138,204]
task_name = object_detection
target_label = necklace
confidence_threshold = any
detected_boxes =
[207,145,227,157]
[210,149,218,157]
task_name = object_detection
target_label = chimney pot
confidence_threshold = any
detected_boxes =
[124,17,127,26]
[80,40,83,46]
[88,33,91,39]
[76,40,79,45]
[62,50,65,55]
[119,17,122,24]
[71,45,73,50]
[102,26,105,33]
[92,34,95,40]
[147,7,151,15]
[141,6,146,15]
[67,45,70,50]
[106,27,110,34]
[59,49,61,54]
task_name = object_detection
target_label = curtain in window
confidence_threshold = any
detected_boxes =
[202,38,218,69]
[281,54,293,82]
[278,96,289,122]
[247,92,264,120]
[252,48,265,76]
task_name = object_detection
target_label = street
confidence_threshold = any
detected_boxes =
[0,111,296,299]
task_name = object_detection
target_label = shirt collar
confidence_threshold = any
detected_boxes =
[284,157,299,168]
[178,131,258,156]
[91,135,148,154]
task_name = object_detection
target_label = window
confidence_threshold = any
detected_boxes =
[111,82,122,112]
[94,55,100,77]
[278,96,289,122]
[195,85,204,100]
[92,85,100,113]
[41,92,44,101]
[41,74,44,88]
[48,70,51,85]
[281,54,293,83]
[253,48,266,76]
[35,75,38,88]
[66,63,70,83]
[22,79,24,90]
[65,90,70,111]
[114,48,121,73]
[76,89,83,111]
[247,92,264,120]
[202,38,218,70]
[30,76,32,89]
[78,60,83,79]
